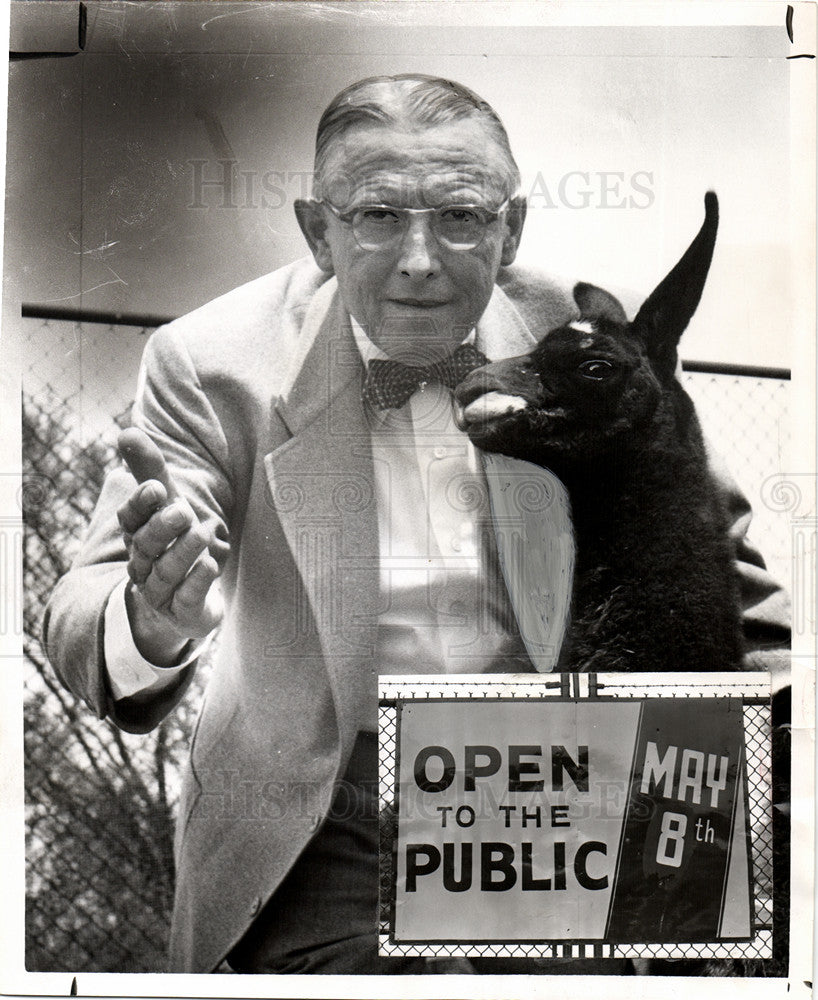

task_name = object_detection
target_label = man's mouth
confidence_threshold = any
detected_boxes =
[388,298,450,308]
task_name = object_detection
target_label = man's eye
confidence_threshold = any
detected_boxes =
[578,359,616,380]
[440,207,480,225]
[359,208,400,224]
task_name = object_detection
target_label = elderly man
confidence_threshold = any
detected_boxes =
[44,74,788,975]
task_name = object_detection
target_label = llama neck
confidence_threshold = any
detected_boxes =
[558,446,695,519]
[547,387,696,492]
[544,413,713,564]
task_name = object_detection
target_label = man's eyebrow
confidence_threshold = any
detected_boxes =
[353,200,492,207]
[346,196,500,211]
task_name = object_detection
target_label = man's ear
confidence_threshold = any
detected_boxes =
[500,195,527,266]
[294,199,335,274]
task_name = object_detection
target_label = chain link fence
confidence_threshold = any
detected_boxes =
[19,316,791,972]
[23,384,211,973]
[683,371,791,591]
[20,318,212,972]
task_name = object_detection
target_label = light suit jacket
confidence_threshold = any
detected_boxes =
[43,257,790,972]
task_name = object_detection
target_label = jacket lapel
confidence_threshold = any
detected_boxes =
[482,453,575,673]
[477,285,576,672]
[264,281,379,744]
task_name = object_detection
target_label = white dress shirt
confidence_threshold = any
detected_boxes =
[352,319,532,679]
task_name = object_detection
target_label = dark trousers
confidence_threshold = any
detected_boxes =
[227,733,462,973]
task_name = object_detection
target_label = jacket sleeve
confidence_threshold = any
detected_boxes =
[704,439,791,676]
[42,323,234,734]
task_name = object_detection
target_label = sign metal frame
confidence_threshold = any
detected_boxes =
[378,672,774,963]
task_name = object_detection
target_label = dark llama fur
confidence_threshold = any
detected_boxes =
[456,191,744,673]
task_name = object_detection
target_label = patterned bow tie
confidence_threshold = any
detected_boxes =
[362,343,489,410]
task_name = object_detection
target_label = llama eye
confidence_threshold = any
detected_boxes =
[578,359,615,380]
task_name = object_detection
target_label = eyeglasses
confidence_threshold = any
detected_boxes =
[316,199,510,251]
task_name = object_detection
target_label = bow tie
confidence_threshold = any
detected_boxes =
[362,343,489,410]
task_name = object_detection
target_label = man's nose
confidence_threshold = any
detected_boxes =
[396,216,440,279]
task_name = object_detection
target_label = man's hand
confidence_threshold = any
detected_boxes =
[117,428,223,666]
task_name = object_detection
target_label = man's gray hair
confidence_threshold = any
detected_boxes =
[313,74,521,201]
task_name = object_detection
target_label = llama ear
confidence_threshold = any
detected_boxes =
[573,282,628,325]
[632,192,719,382]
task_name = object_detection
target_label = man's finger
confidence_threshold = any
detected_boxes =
[171,554,221,617]
[117,480,167,536]
[126,500,194,584]
[130,501,194,560]
[141,523,210,609]
[167,555,224,637]
[118,427,179,499]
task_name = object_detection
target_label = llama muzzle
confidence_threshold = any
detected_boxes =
[453,355,545,429]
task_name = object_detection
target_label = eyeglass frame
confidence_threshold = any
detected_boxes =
[313,197,512,252]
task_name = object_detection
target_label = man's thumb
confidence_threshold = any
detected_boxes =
[118,428,179,500]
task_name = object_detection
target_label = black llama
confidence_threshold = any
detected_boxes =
[456,192,744,673]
